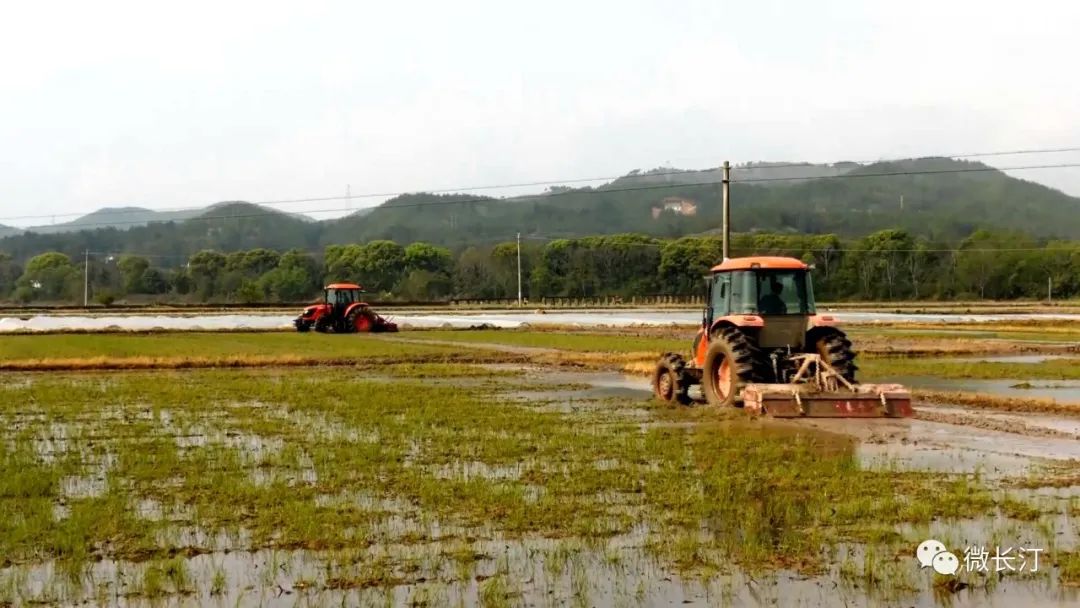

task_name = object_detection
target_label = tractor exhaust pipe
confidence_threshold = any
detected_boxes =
[721,160,731,260]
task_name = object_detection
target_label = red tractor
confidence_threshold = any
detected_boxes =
[294,283,398,333]
[652,256,911,417]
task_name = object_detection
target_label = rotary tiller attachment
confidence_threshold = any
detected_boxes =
[742,354,913,418]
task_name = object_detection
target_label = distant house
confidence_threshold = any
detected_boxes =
[651,196,698,219]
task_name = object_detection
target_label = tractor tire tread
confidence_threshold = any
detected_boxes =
[703,326,764,406]
[719,326,766,382]
[816,329,858,382]
[653,352,691,405]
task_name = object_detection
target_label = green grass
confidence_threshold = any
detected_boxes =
[403,329,686,353]
[0,327,1070,602]
[847,326,1080,343]
[0,364,1044,604]
[861,357,1080,381]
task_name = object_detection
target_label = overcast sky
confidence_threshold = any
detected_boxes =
[2,0,1079,227]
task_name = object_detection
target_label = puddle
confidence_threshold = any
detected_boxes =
[58,455,115,499]
[2,538,1078,607]
[945,355,1080,364]
[915,418,1080,468]
[509,369,655,402]
[33,422,72,462]
[897,376,1080,403]
[946,407,1080,437]
[427,460,525,481]
[776,409,1080,477]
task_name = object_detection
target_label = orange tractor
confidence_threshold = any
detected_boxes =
[652,256,911,417]
[294,283,398,333]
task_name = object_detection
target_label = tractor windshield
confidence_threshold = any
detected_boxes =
[729,269,815,315]
[326,288,357,307]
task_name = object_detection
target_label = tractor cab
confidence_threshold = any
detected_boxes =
[707,257,815,316]
[704,256,817,350]
[326,283,363,317]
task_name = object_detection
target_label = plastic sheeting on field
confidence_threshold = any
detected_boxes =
[1,309,1080,333]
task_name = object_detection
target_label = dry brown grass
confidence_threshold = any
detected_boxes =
[0,327,288,336]
[530,350,659,375]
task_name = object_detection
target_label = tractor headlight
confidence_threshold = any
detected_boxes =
[302,307,315,316]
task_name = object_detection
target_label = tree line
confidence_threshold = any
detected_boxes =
[1,228,1077,304]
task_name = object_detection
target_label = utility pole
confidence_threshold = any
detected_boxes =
[721,160,731,260]
[346,184,352,211]
[1049,276,1053,304]
[516,232,523,306]
[83,249,89,307]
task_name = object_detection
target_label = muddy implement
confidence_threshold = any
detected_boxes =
[742,354,912,418]
[743,384,913,417]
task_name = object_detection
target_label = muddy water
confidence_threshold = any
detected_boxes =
[896,376,1080,402]
[6,535,1077,607]
[509,369,656,402]
[943,407,1080,436]
[8,369,1080,607]
[946,354,1080,364]
[511,369,1080,480]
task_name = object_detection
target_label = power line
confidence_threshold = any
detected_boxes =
[734,162,1080,184]
[6,160,1080,232]
[734,146,1080,173]
[4,145,1080,226]
[0,173,696,224]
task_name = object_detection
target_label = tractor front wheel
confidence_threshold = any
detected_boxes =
[652,352,691,405]
[314,317,330,333]
[702,327,759,407]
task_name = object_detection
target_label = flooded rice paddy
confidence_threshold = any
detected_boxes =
[1,323,1080,606]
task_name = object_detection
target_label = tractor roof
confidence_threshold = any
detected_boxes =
[710,256,809,272]
[325,282,363,290]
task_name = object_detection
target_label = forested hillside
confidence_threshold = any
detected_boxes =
[2,158,1078,263]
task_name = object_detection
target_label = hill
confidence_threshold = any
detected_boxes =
[607,161,856,188]
[724,158,1080,240]
[0,202,321,263]
[322,158,1080,245]
[1,158,1078,261]
[23,206,204,234]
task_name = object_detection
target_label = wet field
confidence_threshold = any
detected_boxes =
[1,320,1079,606]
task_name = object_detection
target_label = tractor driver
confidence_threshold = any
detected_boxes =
[758,277,788,315]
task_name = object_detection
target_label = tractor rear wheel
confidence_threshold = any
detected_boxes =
[814,329,858,382]
[702,327,760,407]
[652,353,691,405]
[347,307,373,333]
